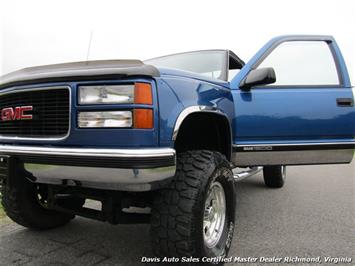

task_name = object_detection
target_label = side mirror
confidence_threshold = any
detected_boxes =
[240,67,276,91]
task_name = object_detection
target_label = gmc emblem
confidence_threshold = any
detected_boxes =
[1,106,33,121]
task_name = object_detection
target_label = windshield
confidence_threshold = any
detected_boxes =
[145,50,227,80]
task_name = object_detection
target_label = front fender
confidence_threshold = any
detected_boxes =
[155,76,235,147]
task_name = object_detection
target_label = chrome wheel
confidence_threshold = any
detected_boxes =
[203,181,226,248]
[36,185,49,208]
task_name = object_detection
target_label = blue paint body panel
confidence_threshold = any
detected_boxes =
[232,87,355,143]
[155,75,234,147]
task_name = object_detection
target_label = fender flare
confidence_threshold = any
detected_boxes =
[172,105,232,159]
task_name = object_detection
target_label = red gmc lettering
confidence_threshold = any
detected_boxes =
[1,106,33,121]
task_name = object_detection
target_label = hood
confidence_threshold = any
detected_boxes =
[0,60,160,89]
[157,67,229,88]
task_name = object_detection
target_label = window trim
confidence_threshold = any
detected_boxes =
[249,39,344,89]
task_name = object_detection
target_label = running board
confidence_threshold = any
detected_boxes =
[233,166,263,182]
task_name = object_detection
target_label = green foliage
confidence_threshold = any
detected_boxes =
[0,190,5,218]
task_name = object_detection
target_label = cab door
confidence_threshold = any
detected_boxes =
[230,36,355,166]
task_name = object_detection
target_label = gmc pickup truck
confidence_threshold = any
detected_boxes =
[0,35,354,262]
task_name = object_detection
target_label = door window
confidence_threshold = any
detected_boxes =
[257,41,340,86]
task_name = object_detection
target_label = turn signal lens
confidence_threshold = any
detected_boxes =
[134,109,153,129]
[134,83,153,105]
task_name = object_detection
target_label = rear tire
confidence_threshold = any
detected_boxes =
[1,171,83,230]
[263,165,286,188]
[151,150,236,263]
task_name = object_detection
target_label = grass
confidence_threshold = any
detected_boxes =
[24,164,55,170]
[0,191,5,219]
[0,204,5,219]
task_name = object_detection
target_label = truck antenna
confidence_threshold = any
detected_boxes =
[86,30,94,64]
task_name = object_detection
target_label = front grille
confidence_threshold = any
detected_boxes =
[0,88,70,138]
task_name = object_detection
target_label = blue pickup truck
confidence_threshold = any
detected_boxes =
[0,35,354,261]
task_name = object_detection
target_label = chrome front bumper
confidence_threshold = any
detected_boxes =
[0,145,176,191]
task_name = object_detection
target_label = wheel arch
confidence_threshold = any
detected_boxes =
[172,106,232,161]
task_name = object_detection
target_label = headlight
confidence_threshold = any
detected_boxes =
[79,85,134,105]
[78,111,132,128]
[78,83,152,105]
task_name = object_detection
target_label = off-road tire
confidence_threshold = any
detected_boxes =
[151,150,236,263]
[1,171,83,230]
[263,165,286,188]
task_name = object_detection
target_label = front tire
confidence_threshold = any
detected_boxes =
[151,150,236,263]
[1,171,82,230]
[263,165,286,188]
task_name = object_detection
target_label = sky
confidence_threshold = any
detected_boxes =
[0,0,354,84]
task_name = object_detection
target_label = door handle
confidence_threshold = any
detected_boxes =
[336,98,354,107]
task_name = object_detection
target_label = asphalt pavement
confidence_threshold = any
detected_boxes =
[0,161,354,265]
